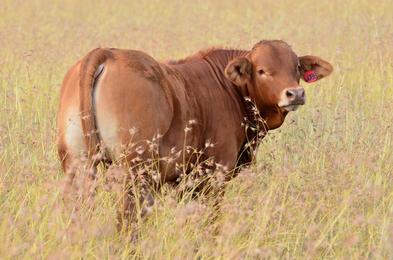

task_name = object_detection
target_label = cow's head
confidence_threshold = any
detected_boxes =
[225,40,333,128]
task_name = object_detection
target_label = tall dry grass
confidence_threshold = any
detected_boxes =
[0,0,392,258]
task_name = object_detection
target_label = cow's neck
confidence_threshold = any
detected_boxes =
[203,50,259,122]
[171,48,251,122]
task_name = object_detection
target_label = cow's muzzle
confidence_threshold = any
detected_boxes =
[278,87,306,111]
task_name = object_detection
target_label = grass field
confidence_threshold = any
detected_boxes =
[0,0,392,258]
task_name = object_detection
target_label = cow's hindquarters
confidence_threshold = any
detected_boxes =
[91,52,174,230]
[92,53,174,162]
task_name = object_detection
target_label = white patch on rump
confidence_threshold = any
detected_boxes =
[65,109,87,157]
[95,110,120,159]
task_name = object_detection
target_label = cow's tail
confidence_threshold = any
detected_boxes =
[79,48,113,165]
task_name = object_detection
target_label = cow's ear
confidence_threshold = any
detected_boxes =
[225,57,252,86]
[299,55,333,82]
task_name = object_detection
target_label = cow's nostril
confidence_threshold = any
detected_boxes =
[286,90,296,100]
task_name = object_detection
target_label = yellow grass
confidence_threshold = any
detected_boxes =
[0,0,392,258]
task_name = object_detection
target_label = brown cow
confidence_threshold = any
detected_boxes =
[57,40,333,228]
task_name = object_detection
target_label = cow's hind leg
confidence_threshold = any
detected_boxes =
[113,154,157,233]
[57,146,77,194]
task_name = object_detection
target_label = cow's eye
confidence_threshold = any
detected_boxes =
[297,64,302,72]
[258,69,265,75]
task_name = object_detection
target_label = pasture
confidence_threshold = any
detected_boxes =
[0,0,392,258]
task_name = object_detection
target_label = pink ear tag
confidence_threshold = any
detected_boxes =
[304,70,318,83]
